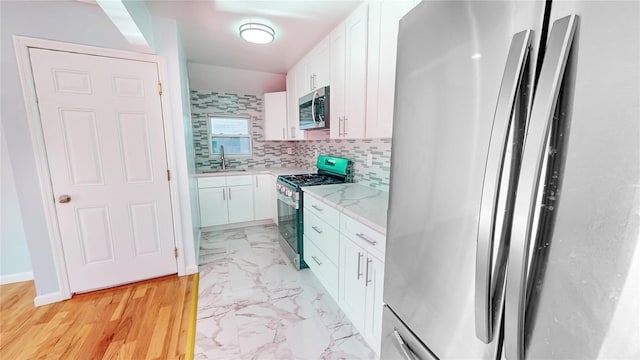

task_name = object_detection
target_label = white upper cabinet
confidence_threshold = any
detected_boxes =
[365,1,415,139]
[329,23,345,139]
[298,37,331,97]
[286,68,305,140]
[295,59,309,99]
[286,1,421,140]
[308,37,331,90]
[331,3,369,139]
[263,91,287,140]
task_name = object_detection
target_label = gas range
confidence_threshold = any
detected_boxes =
[276,156,353,269]
[279,173,348,188]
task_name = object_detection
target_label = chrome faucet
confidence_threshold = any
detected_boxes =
[220,145,226,170]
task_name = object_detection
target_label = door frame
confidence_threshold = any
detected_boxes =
[13,36,186,303]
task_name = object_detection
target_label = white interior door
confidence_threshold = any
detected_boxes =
[29,48,177,293]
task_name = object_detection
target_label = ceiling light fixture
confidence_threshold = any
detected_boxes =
[239,23,275,44]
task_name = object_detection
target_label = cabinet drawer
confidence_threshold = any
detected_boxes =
[304,210,339,264]
[197,176,226,188]
[304,194,339,229]
[226,175,253,186]
[304,235,338,300]
[341,213,386,258]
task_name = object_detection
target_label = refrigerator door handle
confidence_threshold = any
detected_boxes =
[392,329,418,360]
[475,29,533,344]
[505,15,578,360]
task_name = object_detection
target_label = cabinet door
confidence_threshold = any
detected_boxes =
[365,1,414,139]
[253,174,273,221]
[264,91,287,140]
[364,254,385,353]
[343,3,368,139]
[269,175,278,224]
[296,60,311,98]
[339,236,367,332]
[330,24,346,139]
[310,37,331,89]
[199,187,228,227]
[227,185,254,224]
[286,69,305,140]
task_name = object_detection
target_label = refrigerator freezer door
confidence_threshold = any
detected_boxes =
[382,1,545,358]
[510,1,640,359]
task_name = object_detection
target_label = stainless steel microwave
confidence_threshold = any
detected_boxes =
[299,86,330,130]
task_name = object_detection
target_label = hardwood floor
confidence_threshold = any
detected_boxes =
[0,274,197,359]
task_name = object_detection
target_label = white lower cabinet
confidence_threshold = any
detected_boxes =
[198,175,254,227]
[227,185,254,223]
[304,235,339,299]
[339,214,386,354]
[364,253,384,352]
[199,187,229,227]
[253,174,275,221]
[302,193,386,354]
[303,198,340,300]
[339,237,368,328]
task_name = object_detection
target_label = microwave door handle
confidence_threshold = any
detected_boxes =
[505,15,577,360]
[475,29,532,344]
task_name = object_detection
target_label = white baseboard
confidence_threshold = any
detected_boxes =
[200,219,274,232]
[34,291,67,307]
[0,271,34,285]
[184,265,199,275]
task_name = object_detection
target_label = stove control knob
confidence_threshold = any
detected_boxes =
[286,190,292,196]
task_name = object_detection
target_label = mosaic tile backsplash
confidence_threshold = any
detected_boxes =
[190,90,295,170]
[292,139,392,191]
[190,90,392,190]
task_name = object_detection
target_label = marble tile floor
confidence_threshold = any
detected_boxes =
[194,224,376,360]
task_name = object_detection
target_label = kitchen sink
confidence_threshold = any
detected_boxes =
[202,169,247,173]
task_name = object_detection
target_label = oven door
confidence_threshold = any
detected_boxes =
[277,194,299,255]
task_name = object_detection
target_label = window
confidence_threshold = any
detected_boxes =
[208,115,252,156]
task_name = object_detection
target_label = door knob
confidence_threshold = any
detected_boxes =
[58,195,71,204]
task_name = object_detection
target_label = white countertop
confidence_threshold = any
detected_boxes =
[302,183,389,234]
[195,167,310,178]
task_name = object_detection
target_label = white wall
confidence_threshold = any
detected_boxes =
[0,0,134,296]
[178,29,203,263]
[1,127,33,282]
[151,16,199,274]
[188,62,286,95]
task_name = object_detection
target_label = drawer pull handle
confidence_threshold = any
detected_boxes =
[312,226,323,234]
[356,233,377,246]
[365,257,372,286]
[311,255,322,266]
[311,205,324,212]
[357,252,363,280]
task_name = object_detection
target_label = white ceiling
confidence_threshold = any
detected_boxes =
[145,0,363,74]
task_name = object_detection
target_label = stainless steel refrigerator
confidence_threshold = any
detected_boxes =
[381,1,639,359]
